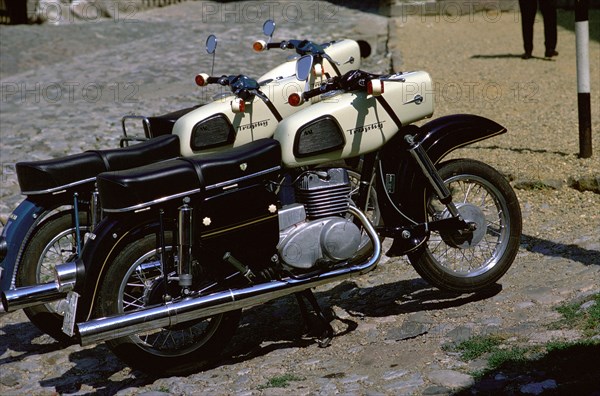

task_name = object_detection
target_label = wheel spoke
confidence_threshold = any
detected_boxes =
[426,174,510,277]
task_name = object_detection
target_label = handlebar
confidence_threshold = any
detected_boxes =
[289,70,386,106]
[253,39,327,56]
[195,73,266,103]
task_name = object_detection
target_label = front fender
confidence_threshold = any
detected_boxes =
[377,114,506,251]
[0,200,48,295]
[417,113,506,164]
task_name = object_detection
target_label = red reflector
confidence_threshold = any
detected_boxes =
[367,80,373,95]
[195,74,205,86]
[288,93,302,107]
[239,100,245,112]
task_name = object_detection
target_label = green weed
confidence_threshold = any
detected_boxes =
[258,374,304,389]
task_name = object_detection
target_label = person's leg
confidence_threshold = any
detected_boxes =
[519,0,537,57]
[540,0,558,56]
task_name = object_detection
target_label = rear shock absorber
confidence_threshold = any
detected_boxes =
[178,197,193,294]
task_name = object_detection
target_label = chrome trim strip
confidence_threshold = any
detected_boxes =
[102,188,202,213]
[21,177,97,195]
[205,165,281,191]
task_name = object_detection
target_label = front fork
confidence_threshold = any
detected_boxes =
[404,134,462,218]
[365,134,474,253]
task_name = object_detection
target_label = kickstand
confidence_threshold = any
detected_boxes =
[294,289,333,348]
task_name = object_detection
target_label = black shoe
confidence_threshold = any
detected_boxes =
[545,50,559,58]
[521,52,532,59]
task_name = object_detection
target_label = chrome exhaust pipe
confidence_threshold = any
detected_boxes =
[0,260,79,312]
[77,206,381,346]
[2,282,65,312]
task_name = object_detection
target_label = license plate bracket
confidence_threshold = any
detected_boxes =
[61,291,79,337]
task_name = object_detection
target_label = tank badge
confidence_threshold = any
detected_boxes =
[268,204,277,213]
[239,163,248,171]
[202,217,212,226]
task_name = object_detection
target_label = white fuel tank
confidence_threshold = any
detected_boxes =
[274,71,434,168]
[258,39,361,81]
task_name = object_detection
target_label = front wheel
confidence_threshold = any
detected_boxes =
[95,230,241,376]
[408,159,522,293]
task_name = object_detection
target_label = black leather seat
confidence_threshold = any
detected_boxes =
[98,138,281,212]
[17,135,180,195]
[145,105,202,137]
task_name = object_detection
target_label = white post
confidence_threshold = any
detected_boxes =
[575,0,592,158]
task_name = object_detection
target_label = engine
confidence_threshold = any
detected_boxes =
[277,168,362,269]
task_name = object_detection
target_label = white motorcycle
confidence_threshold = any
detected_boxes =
[50,56,522,375]
[0,21,371,344]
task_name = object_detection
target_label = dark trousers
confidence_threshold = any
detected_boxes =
[518,0,557,54]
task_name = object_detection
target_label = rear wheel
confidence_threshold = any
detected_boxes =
[17,211,90,343]
[408,159,522,293]
[95,230,241,376]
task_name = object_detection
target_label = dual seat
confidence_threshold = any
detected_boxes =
[17,135,181,195]
[97,139,282,213]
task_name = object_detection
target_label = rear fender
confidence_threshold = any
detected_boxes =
[377,114,506,249]
[74,212,166,322]
[0,200,49,294]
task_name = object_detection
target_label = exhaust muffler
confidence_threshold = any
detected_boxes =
[77,206,381,346]
[1,260,79,312]
[2,282,65,312]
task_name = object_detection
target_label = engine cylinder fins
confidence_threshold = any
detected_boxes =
[296,168,352,219]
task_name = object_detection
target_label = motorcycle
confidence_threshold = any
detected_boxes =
[50,57,522,376]
[0,21,371,344]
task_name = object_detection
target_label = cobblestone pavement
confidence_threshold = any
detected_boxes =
[1,1,599,395]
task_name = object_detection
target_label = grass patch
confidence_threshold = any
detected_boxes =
[487,345,541,370]
[450,295,600,392]
[554,293,600,337]
[258,374,304,389]
[444,334,505,361]
[448,294,600,382]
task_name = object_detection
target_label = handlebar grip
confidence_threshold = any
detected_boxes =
[267,42,281,49]
[302,87,324,101]
[207,77,221,84]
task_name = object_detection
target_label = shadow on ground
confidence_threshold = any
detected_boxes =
[521,234,600,266]
[453,342,600,395]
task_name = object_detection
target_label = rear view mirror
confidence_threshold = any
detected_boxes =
[295,55,313,82]
[263,20,275,40]
[206,35,218,54]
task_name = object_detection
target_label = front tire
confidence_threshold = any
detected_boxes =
[408,159,522,293]
[95,230,241,376]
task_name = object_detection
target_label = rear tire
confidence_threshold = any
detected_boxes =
[408,159,522,293]
[17,211,89,344]
[95,230,241,376]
